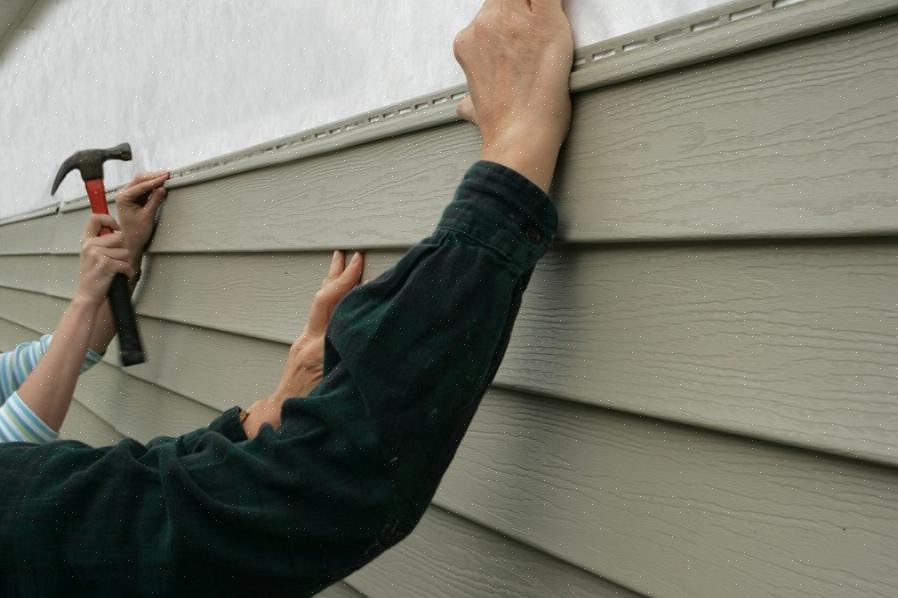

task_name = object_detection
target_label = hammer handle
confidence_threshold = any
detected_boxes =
[107,274,145,366]
[85,179,146,366]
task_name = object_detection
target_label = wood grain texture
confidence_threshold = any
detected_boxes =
[0,286,66,333]
[0,211,59,255]
[1,289,898,596]
[65,241,898,466]
[73,359,220,443]
[433,387,898,598]
[105,316,286,414]
[1,237,896,464]
[58,399,124,446]
[348,506,641,598]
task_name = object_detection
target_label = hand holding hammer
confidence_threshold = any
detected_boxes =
[51,143,149,366]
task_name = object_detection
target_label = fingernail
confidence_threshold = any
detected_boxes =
[351,252,361,264]
[331,250,340,264]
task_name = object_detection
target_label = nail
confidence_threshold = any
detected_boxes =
[351,251,361,264]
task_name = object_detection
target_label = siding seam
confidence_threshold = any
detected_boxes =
[425,502,650,598]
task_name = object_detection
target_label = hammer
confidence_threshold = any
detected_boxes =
[51,143,146,366]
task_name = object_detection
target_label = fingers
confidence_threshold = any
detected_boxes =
[91,230,126,248]
[83,214,120,239]
[306,251,365,336]
[100,247,131,262]
[118,172,169,205]
[125,170,169,189]
[337,251,364,288]
[327,250,345,281]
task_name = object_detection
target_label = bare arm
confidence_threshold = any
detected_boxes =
[453,0,573,193]
[18,215,134,431]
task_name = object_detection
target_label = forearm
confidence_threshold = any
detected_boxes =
[480,125,564,194]
[17,296,100,430]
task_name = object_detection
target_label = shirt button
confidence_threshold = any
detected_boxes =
[523,226,542,244]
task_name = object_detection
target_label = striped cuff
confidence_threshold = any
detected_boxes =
[45,334,104,374]
[82,347,104,373]
[0,392,58,444]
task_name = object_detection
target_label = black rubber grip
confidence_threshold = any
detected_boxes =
[107,274,145,366]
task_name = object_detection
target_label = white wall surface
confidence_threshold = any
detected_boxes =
[0,0,726,218]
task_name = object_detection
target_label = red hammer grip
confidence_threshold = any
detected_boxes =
[85,179,114,236]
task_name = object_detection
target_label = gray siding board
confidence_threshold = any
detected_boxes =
[73,359,221,443]
[568,0,898,93]
[433,388,898,598]
[0,212,59,255]
[4,237,897,466]
[0,7,895,595]
[59,399,124,446]
[0,287,67,334]
[105,19,898,254]
[135,245,898,464]
[6,285,896,594]
[347,505,641,598]
[109,316,286,413]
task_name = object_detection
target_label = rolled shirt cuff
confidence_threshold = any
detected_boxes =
[0,392,58,444]
[436,160,558,272]
[207,406,249,442]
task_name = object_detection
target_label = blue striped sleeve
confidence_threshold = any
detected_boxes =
[0,392,57,443]
[0,334,103,405]
[0,335,52,403]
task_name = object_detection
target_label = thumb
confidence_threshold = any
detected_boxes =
[456,95,478,125]
[145,186,168,214]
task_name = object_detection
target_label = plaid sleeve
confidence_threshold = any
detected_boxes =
[0,392,57,444]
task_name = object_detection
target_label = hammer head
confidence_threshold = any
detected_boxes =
[51,142,132,195]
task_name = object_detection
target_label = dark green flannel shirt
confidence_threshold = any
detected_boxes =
[0,160,557,597]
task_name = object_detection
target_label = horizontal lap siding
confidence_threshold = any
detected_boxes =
[437,389,898,597]
[0,12,895,598]
[59,399,124,446]
[2,239,896,464]
[346,506,640,598]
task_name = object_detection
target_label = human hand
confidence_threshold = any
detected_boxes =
[453,0,573,191]
[242,250,365,438]
[74,215,135,305]
[115,171,169,264]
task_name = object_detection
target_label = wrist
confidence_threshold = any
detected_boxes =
[480,143,561,195]
[70,292,104,315]
[72,289,103,307]
[480,122,566,194]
